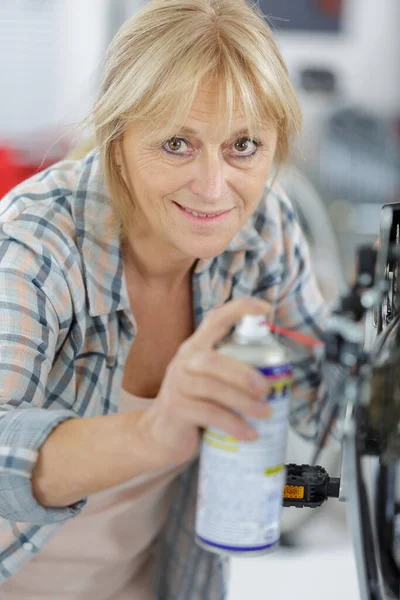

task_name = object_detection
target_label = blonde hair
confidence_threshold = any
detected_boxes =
[93,0,302,238]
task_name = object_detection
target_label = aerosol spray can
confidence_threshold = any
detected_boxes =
[195,314,292,556]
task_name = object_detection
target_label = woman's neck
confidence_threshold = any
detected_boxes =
[121,235,196,290]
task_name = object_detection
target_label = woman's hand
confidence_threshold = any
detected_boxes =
[137,297,272,465]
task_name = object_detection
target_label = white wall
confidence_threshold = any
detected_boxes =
[59,0,110,128]
[0,0,67,136]
[276,0,400,116]
[0,0,110,141]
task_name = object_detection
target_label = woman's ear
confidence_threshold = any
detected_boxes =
[113,138,131,194]
[114,139,123,172]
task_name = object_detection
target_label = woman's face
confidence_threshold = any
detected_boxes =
[119,80,277,261]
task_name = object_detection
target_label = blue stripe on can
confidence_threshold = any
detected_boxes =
[196,535,279,553]
[258,364,292,377]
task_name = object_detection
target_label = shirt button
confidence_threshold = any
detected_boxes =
[22,542,34,551]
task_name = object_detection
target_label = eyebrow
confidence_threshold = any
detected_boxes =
[176,126,262,139]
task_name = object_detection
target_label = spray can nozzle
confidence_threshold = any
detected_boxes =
[236,314,271,339]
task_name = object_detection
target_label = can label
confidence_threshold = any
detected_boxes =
[195,364,292,553]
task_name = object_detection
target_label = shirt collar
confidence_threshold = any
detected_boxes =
[75,150,268,315]
[74,150,131,317]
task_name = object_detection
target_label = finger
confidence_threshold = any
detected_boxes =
[190,297,271,349]
[180,397,259,441]
[180,371,271,419]
[185,350,270,399]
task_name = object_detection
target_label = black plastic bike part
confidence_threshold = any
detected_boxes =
[282,463,340,508]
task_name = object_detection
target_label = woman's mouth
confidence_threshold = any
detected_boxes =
[173,201,233,224]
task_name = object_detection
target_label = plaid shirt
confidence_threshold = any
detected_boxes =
[0,150,328,598]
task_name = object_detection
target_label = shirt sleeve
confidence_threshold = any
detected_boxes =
[0,232,87,524]
[258,188,330,441]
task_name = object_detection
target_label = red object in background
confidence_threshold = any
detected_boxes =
[0,147,22,199]
[0,145,53,199]
[317,0,342,17]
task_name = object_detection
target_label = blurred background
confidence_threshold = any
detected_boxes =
[1,1,399,598]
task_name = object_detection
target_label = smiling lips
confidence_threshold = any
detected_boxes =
[173,201,233,222]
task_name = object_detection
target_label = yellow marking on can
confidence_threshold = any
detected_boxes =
[204,436,239,452]
[283,485,305,499]
[264,464,284,476]
[270,378,292,390]
[205,430,239,443]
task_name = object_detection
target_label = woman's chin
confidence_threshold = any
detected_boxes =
[183,239,232,261]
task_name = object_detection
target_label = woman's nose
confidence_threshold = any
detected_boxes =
[190,153,226,204]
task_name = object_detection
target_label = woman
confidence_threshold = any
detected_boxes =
[0,1,327,598]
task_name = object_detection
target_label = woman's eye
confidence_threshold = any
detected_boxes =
[163,137,190,155]
[232,137,261,158]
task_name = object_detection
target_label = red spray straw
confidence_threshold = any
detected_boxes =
[262,321,324,348]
